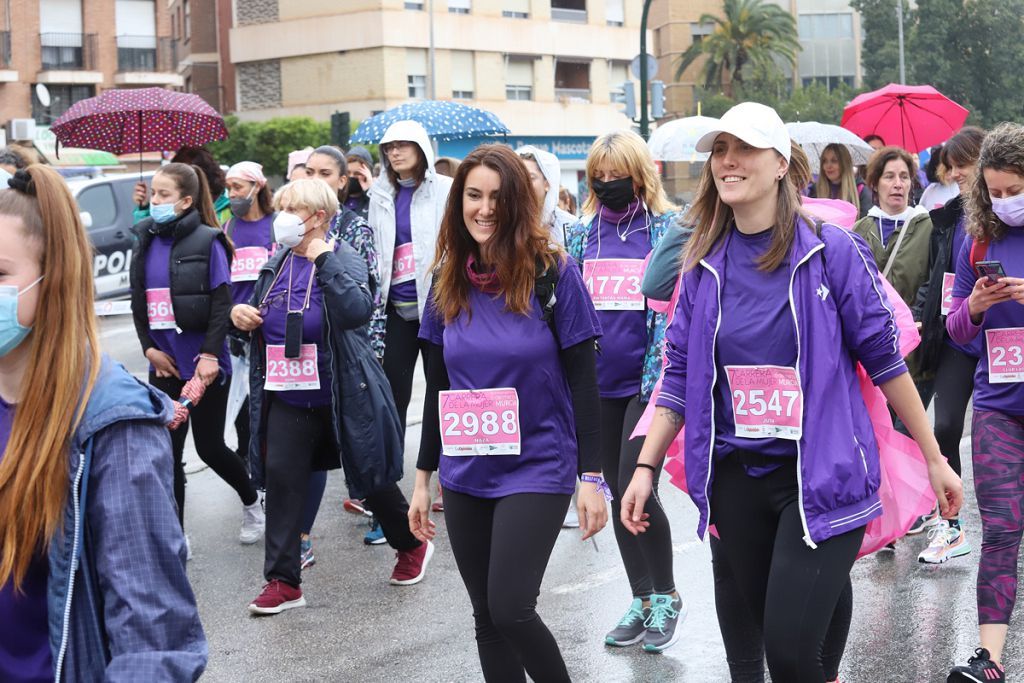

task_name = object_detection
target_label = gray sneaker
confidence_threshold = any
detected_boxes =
[604,598,649,647]
[642,593,685,653]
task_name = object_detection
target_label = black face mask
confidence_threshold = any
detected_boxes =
[591,177,635,211]
[229,197,253,219]
[346,176,363,197]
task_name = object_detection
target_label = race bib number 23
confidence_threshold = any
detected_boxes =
[986,328,1024,384]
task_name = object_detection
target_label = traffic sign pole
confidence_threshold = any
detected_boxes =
[639,0,654,140]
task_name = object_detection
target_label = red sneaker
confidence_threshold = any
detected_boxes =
[390,540,434,586]
[343,498,370,516]
[248,579,306,615]
[431,489,444,513]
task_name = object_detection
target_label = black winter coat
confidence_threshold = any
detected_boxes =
[243,241,404,497]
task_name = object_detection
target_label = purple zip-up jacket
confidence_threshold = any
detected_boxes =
[657,220,908,547]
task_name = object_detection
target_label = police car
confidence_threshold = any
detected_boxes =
[69,172,154,299]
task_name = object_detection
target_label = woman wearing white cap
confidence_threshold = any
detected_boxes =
[621,102,962,681]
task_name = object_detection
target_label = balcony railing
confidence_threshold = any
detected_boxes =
[40,32,97,70]
[0,31,10,68]
[551,7,587,23]
[555,87,591,103]
[117,36,176,72]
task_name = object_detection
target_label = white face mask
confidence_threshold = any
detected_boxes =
[273,212,312,248]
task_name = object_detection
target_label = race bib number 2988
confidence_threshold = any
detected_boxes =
[439,388,521,456]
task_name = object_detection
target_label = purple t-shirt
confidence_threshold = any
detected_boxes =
[419,257,602,498]
[714,228,798,470]
[877,217,898,247]
[390,185,418,305]
[951,228,1024,415]
[227,214,275,306]
[946,223,981,357]
[0,397,53,683]
[259,251,332,409]
[582,199,651,398]
[145,234,232,380]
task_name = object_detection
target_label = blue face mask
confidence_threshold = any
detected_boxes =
[0,277,43,357]
[151,200,181,224]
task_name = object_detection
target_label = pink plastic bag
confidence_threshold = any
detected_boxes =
[633,240,935,557]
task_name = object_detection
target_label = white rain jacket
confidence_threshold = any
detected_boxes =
[368,120,454,319]
[516,145,574,246]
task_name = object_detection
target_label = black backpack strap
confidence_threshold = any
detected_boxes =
[535,256,559,343]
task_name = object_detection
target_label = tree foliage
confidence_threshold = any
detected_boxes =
[675,0,801,97]
[207,115,332,177]
[848,0,911,90]
[693,81,860,125]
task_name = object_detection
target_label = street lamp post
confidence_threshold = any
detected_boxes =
[639,0,654,140]
[428,0,437,99]
[896,0,906,85]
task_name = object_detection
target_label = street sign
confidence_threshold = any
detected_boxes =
[630,53,658,80]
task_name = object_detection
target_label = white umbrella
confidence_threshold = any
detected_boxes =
[786,121,875,174]
[647,116,718,162]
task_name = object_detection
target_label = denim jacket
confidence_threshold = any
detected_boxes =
[47,356,206,681]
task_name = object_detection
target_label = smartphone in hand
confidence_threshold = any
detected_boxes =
[975,260,1007,283]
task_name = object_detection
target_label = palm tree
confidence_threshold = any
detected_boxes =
[675,0,801,97]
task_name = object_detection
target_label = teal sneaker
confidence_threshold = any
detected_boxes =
[300,537,315,570]
[642,593,685,653]
[364,517,387,546]
[604,598,650,647]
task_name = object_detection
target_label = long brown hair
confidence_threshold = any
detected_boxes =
[0,165,101,590]
[156,162,220,228]
[682,145,810,272]
[431,144,559,323]
[814,143,859,207]
[967,122,1024,242]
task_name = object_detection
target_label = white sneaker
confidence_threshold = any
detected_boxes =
[184,534,193,561]
[562,505,580,529]
[240,499,265,545]
[918,521,971,564]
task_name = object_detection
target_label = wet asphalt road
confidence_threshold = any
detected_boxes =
[100,314,1023,682]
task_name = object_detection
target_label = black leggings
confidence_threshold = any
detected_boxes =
[711,535,853,682]
[711,455,864,683]
[600,396,675,596]
[919,344,978,477]
[150,372,258,525]
[263,399,419,586]
[382,305,428,433]
[443,489,571,683]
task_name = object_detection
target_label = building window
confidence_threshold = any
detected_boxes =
[183,0,191,41]
[690,21,713,45]
[555,59,590,102]
[502,0,528,18]
[798,13,854,40]
[451,51,475,100]
[448,0,470,13]
[608,60,629,102]
[32,84,94,122]
[551,0,586,23]
[407,48,428,98]
[405,0,424,9]
[802,75,855,89]
[606,0,624,26]
[116,0,158,72]
[505,56,533,101]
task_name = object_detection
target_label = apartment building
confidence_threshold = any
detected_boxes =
[228,0,648,192]
[0,0,180,126]
[168,0,236,114]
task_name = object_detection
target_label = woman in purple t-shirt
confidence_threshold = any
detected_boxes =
[945,123,1024,683]
[408,145,608,682]
[621,102,962,682]
[129,163,263,550]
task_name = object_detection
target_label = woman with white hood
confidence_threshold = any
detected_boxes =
[516,146,576,246]
[853,147,934,384]
[368,121,454,435]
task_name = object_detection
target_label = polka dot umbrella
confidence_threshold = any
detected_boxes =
[351,100,510,144]
[50,87,228,171]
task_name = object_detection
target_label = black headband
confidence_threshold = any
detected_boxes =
[7,169,35,196]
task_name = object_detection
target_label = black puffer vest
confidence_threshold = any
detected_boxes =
[130,209,233,332]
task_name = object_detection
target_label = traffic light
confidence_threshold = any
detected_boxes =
[651,81,665,119]
[331,111,350,149]
[621,82,636,120]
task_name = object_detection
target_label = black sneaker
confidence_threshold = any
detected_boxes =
[948,648,1005,682]
[908,505,943,535]
[604,598,649,646]
[642,593,685,653]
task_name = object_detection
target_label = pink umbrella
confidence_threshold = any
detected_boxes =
[841,84,969,152]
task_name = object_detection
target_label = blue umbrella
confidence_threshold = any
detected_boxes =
[351,101,510,144]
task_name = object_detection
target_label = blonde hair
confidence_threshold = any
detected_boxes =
[814,144,860,208]
[0,165,101,590]
[582,130,677,216]
[273,178,339,217]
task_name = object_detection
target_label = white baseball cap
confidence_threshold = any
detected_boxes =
[695,102,791,161]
